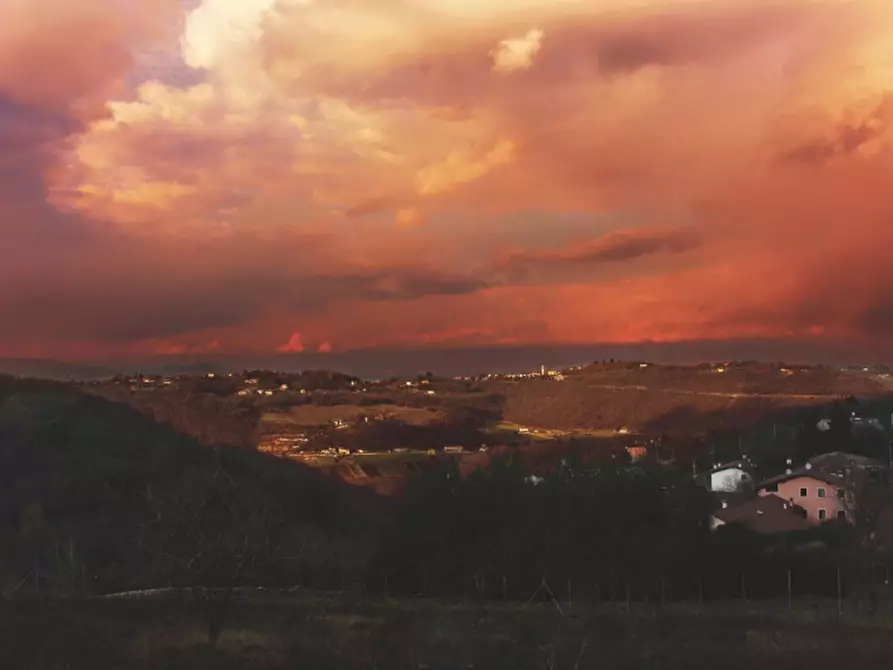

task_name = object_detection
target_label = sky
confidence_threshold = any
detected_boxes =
[2,0,893,359]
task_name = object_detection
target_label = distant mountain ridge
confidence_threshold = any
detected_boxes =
[3,339,892,380]
[0,358,113,381]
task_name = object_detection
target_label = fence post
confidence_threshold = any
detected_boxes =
[837,566,842,621]
[787,568,792,613]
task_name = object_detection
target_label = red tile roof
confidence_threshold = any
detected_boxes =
[713,494,810,534]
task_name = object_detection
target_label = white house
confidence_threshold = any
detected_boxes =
[709,461,753,492]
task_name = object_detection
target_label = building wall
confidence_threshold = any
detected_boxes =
[759,476,843,524]
[710,467,750,492]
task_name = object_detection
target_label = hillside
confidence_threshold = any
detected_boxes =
[0,375,378,594]
[501,362,890,435]
[83,384,261,448]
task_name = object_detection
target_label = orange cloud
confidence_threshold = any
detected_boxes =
[0,0,181,118]
[4,0,893,359]
[278,332,305,353]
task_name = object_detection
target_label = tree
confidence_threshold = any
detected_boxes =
[146,454,286,648]
[841,469,893,614]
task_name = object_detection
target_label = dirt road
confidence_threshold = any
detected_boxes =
[585,384,845,401]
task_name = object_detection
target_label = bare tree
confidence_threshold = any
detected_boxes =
[841,471,893,614]
[146,453,285,648]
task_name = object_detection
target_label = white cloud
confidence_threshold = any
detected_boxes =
[491,28,544,72]
[416,139,516,195]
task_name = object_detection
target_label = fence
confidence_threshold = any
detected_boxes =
[368,562,893,620]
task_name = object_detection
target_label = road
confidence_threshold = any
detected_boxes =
[584,384,849,401]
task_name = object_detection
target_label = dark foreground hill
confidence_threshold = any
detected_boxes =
[0,375,378,595]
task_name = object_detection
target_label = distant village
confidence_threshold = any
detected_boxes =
[81,361,893,522]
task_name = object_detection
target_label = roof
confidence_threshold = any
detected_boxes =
[807,451,883,472]
[713,494,810,534]
[758,451,884,490]
[710,460,752,474]
[711,490,753,508]
[758,468,842,489]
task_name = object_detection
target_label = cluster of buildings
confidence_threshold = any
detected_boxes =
[708,451,886,533]
[477,365,574,382]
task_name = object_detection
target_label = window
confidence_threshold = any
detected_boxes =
[817,487,826,498]
[799,487,808,497]
[837,510,847,520]
[818,509,827,521]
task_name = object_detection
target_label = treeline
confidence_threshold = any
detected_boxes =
[708,399,892,478]
[374,456,871,603]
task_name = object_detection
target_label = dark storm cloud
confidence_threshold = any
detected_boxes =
[0,262,489,343]
[777,94,893,166]
[500,226,702,271]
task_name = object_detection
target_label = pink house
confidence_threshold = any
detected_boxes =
[757,472,845,524]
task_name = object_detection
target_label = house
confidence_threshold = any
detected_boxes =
[711,494,810,534]
[757,467,845,523]
[709,460,754,492]
[626,445,648,462]
[756,452,883,524]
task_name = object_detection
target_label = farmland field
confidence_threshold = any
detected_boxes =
[488,420,637,439]
[260,404,444,428]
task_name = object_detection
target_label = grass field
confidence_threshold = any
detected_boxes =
[9,591,893,669]
[261,404,444,428]
[488,421,637,439]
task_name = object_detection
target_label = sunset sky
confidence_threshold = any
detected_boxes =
[3,0,893,359]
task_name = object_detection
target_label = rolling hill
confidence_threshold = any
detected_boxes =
[500,362,890,435]
[83,383,261,448]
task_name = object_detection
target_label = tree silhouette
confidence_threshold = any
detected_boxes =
[146,454,287,648]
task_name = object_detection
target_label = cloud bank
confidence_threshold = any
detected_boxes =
[2,0,893,357]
